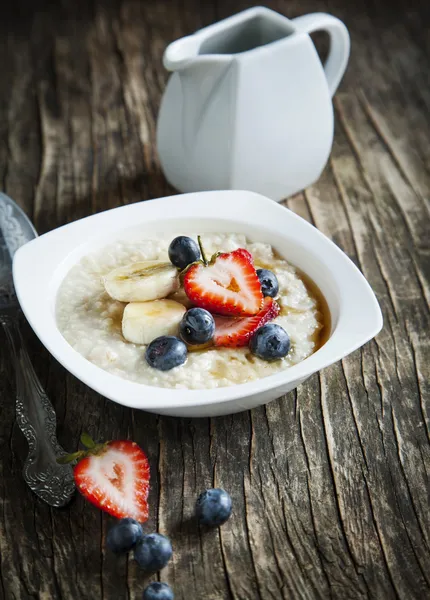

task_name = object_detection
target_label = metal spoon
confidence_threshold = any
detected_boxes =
[0,192,75,507]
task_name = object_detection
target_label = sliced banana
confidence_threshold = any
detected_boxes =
[104,261,179,302]
[122,299,186,345]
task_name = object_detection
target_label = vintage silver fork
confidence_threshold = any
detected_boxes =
[0,193,75,507]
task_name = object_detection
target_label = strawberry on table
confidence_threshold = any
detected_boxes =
[214,296,280,347]
[183,239,263,317]
[58,434,150,521]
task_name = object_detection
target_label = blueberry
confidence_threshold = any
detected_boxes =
[106,518,143,553]
[249,323,290,361]
[134,533,173,572]
[196,488,232,527]
[143,582,174,600]
[146,336,187,371]
[179,308,215,345]
[168,236,201,270]
[256,269,279,298]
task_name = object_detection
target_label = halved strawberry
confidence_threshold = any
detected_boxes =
[235,247,254,264]
[184,247,263,316]
[70,439,150,521]
[214,296,280,347]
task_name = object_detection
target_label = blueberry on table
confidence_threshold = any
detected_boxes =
[180,307,215,345]
[196,488,232,527]
[249,323,290,361]
[168,236,201,270]
[106,518,143,553]
[134,533,173,572]
[143,582,174,600]
[145,336,187,371]
[256,269,279,298]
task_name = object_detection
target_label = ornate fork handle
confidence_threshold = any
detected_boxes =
[1,314,75,507]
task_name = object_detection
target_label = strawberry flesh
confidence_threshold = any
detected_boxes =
[73,440,150,521]
[184,248,263,317]
[214,296,280,347]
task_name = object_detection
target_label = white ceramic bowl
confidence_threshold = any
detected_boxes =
[13,191,382,417]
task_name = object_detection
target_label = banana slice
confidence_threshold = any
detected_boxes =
[104,261,179,302]
[122,299,186,345]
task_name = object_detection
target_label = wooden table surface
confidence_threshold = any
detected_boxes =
[0,0,429,599]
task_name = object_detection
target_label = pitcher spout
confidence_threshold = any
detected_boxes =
[162,32,234,153]
[163,36,202,71]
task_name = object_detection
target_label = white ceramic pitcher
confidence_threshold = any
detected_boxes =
[156,7,350,201]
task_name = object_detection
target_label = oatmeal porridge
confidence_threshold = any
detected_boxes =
[56,233,329,389]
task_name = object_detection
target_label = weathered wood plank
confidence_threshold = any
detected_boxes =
[328,93,430,597]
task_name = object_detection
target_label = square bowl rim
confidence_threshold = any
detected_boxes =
[13,190,383,410]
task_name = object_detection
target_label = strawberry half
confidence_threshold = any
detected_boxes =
[214,296,280,347]
[72,439,150,521]
[184,247,263,316]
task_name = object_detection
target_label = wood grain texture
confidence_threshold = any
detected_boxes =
[0,0,429,599]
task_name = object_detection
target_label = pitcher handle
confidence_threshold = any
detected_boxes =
[292,13,350,97]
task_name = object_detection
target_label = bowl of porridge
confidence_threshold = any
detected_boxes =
[13,191,382,417]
